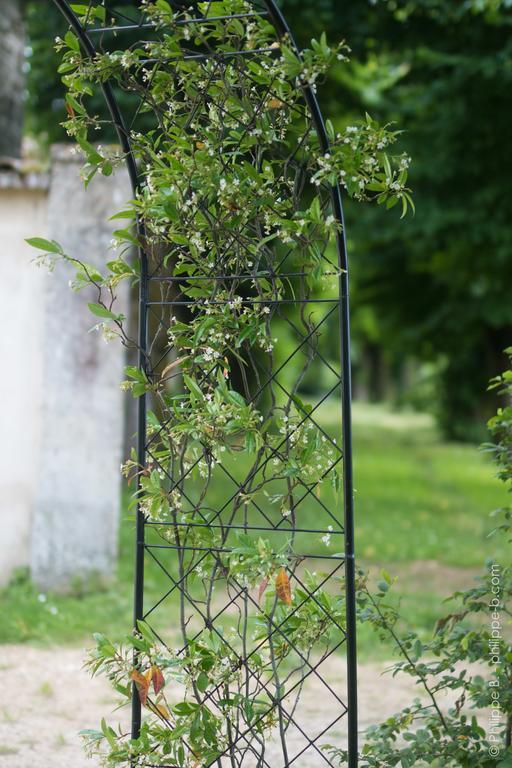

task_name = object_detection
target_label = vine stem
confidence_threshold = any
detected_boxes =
[364,587,450,732]
[267,598,290,767]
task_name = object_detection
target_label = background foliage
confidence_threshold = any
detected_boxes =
[25,0,512,438]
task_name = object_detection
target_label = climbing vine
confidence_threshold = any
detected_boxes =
[29,1,411,765]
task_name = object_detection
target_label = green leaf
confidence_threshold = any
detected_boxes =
[76,135,103,166]
[412,638,423,660]
[325,119,336,141]
[88,303,118,320]
[25,237,63,254]
[228,390,246,407]
[79,728,103,742]
[173,701,199,716]
[183,375,204,401]
[65,93,85,115]
[190,711,202,743]
[382,153,392,179]
[100,718,116,749]
[64,31,80,52]
[366,181,385,192]
[310,196,322,223]
[112,228,139,247]
[245,431,256,453]
[137,620,157,645]
[281,44,302,77]
[70,3,105,21]
[196,671,209,693]
[170,233,189,245]
[109,210,135,221]
[155,0,173,15]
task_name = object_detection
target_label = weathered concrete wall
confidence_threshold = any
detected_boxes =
[0,172,49,586]
[0,149,130,590]
[30,146,130,590]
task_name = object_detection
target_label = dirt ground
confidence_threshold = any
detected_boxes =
[0,644,461,767]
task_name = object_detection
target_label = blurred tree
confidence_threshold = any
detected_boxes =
[25,2,67,145]
[335,0,512,439]
[0,0,25,159]
[281,0,512,439]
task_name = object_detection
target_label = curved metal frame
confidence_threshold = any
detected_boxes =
[51,2,358,764]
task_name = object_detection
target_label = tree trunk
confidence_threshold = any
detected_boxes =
[0,0,25,159]
[365,341,387,402]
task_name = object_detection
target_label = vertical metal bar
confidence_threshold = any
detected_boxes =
[132,238,148,740]
[262,2,358,763]
[333,191,359,768]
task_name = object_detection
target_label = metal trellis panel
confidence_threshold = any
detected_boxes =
[51,2,358,765]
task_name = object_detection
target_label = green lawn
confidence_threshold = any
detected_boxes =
[350,403,507,567]
[0,402,506,656]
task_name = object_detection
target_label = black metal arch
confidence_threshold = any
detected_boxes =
[51,2,358,765]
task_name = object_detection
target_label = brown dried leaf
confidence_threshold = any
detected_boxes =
[258,576,269,605]
[160,356,188,380]
[275,568,292,606]
[152,703,170,719]
[130,668,150,706]
[267,97,285,110]
[151,665,165,695]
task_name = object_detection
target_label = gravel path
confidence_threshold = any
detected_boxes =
[0,645,454,767]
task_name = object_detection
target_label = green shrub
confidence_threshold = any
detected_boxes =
[327,350,512,766]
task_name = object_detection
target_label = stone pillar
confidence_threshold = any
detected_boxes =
[30,145,131,590]
[0,171,49,586]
